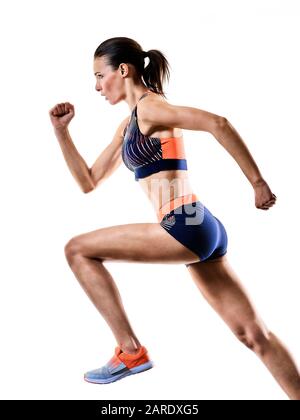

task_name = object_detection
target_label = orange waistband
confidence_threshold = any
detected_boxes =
[157,193,199,222]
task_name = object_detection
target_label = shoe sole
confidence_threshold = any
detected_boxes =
[84,361,154,384]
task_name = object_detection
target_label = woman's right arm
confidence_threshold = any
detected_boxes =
[50,102,94,193]
[53,127,95,193]
[49,102,129,193]
[89,116,129,189]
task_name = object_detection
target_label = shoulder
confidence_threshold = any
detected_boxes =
[137,93,171,131]
[138,93,223,133]
[138,93,166,117]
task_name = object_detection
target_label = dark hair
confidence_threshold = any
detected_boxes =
[94,37,170,98]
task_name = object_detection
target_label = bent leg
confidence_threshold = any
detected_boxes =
[66,222,201,264]
[64,222,200,353]
[187,256,300,400]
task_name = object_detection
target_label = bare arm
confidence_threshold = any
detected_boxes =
[49,102,129,193]
[89,116,129,189]
[211,119,277,209]
[53,117,128,193]
[49,102,94,193]
[54,127,95,193]
[140,100,264,187]
[211,118,264,187]
[139,99,277,209]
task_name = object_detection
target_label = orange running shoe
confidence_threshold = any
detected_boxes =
[84,345,154,384]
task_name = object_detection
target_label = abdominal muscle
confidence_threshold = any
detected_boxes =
[138,171,195,218]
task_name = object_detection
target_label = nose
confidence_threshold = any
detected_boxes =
[95,80,102,92]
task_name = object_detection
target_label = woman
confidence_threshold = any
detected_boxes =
[49,37,300,398]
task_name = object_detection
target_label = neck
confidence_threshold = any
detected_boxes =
[125,88,152,112]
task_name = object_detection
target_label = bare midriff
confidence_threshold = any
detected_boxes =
[138,170,198,222]
[136,102,199,222]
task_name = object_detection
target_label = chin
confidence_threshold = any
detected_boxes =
[110,97,122,106]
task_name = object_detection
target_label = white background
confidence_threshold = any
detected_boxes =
[0,0,299,400]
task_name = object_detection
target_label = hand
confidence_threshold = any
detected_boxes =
[253,180,277,210]
[49,102,75,130]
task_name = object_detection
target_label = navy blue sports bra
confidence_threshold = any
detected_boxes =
[121,92,188,181]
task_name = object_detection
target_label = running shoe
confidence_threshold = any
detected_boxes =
[84,345,153,384]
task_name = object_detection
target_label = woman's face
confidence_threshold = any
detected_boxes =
[93,56,124,104]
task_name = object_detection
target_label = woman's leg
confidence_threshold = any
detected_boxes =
[186,256,300,400]
[64,222,200,354]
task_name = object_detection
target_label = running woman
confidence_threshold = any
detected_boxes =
[49,37,300,399]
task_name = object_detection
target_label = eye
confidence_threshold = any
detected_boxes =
[96,74,103,79]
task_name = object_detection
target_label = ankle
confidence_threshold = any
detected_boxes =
[119,337,141,354]
[121,346,141,354]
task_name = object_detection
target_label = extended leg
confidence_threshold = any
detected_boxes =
[187,256,300,400]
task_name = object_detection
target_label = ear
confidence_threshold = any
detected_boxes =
[119,63,129,77]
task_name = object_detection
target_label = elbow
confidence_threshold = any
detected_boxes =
[83,181,96,194]
[83,170,97,193]
[83,186,94,194]
[211,116,228,136]
[82,177,96,194]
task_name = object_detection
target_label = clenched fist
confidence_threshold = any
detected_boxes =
[49,102,75,130]
[254,180,277,210]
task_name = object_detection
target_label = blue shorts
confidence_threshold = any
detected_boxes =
[159,201,228,266]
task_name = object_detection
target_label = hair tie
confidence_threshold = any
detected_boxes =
[143,51,148,58]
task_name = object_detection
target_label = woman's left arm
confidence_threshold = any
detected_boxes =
[211,118,277,210]
[210,117,264,188]
[139,100,277,209]
[140,101,263,186]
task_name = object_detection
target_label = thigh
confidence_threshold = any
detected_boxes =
[66,222,201,264]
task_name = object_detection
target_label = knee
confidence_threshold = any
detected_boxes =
[234,321,270,356]
[64,237,83,264]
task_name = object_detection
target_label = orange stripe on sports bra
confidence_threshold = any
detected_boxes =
[157,193,199,222]
[160,135,186,159]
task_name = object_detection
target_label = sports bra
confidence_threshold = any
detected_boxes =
[121,92,188,181]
